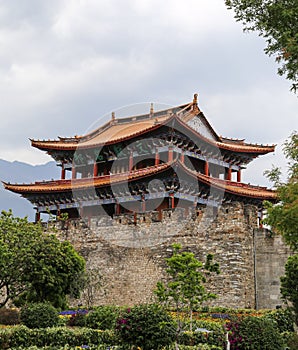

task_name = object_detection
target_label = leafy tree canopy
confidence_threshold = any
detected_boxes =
[225,0,298,92]
[280,254,298,325]
[263,131,298,250]
[155,243,220,331]
[263,132,298,325]
[0,210,85,309]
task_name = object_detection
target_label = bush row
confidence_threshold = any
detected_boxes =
[0,326,117,349]
[1,304,295,332]
[4,346,223,350]
[1,303,296,350]
[1,325,297,349]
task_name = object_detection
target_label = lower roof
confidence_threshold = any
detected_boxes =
[3,160,276,201]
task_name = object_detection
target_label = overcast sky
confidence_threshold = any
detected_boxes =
[0,0,297,187]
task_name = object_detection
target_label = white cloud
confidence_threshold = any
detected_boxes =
[0,0,296,182]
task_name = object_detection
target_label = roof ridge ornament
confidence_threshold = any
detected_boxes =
[193,93,199,113]
[150,103,154,118]
[111,111,116,125]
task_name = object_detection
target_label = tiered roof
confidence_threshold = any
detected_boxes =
[3,94,276,208]
[30,98,275,155]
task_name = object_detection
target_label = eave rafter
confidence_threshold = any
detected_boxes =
[3,160,276,210]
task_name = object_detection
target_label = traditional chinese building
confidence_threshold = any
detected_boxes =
[4,94,290,310]
[3,94,276,222]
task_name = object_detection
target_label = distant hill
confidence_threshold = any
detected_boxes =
[0,159,60,221]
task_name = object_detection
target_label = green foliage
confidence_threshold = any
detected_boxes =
[264,308,295,332]
[66,311,88,327]
[0,326,118,348]
[115,303,176,350]
[240,316,284,349]
[178,320,225,347]
[262,132,298,325]
[85,305,121,330]
[0,210,86,309]
[263,132,298,250]
[7,347,122,350]
[21,237,86,309]
[155,244,220,331]
[0,308,20,325]
[280,254,298,325]
[20,303,59,329]
[225,0,298,93]
[0,211,44,307]
[227,315,284,350]
[282,331,298,350]
[166,345,222,350]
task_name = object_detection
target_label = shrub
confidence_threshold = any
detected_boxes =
[282,331,298,350]
[225,317,243,349]
[239,316,284,349]
[166,345,222,350]
[116,303,176,350]
[0,308,20,325]
[85,305,120,330]
[66,310,88,327]
[178,320,225,347]
[264,308,295,332]
[20,303,59,329]
[0,326,119,348]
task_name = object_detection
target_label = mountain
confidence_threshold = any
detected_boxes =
[0,159,60,221]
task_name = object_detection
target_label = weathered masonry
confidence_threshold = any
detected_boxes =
[51,203,290,309]
[4,94,290,309]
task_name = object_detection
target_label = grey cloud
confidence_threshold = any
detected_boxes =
[0,0,296,187]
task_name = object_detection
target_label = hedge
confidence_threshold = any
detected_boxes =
[0,326,118,349]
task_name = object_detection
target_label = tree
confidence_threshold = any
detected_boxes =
[116,304,176,350]
[263,132,298,325]
[154,243,220,332]
[225,0,298,92]
[263,131,298,250]
[280,255,298,325]
[0,210,85,309]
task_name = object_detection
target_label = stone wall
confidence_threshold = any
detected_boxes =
[254,228,292,309]
[52,202,291,309]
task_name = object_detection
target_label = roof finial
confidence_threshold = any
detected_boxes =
[150,103,154,117]
[193,93,199,113]
[193,93,198,105]
[111,112,115,121]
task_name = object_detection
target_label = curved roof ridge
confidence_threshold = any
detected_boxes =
[30,96,275,156]
[75,102,191,143]
[2,161,173,193]
[173,115,275,154]
[178,160,276,199]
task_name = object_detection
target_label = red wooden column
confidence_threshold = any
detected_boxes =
[72,166,76,179]
[227,167,232,181]
[115,201,120,215]
[237,169,241,182]
[129,151,133,172]
[204,160,209,176]
[168,146,173,162]
[169,193,175,209]
[141,194,146,212]
[61,163,66,180]
[93,162,98,177]
[155,148,160,166]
